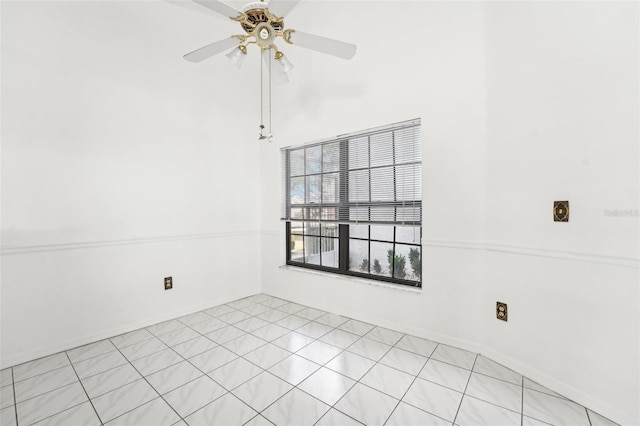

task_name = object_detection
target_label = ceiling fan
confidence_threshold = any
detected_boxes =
[182,0,357,140]
[183,0,357,72]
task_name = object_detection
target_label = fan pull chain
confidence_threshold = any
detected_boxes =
[259,50,265,140]
[269,48,272,142]
[258,48,272,142]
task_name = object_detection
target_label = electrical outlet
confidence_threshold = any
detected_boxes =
[496,302,508,321]
[164,276,173,290]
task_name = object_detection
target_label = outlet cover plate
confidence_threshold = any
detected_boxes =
[496,302,508,321]
[554,201,569,222]
[164,276,173,290]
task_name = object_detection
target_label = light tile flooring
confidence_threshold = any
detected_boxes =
[0,294,619,426]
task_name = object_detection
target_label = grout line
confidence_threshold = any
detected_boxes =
[66,341,116,363]
[109,331,156,351]
[521,375,525,426]
[381,341,445,426]
[452,353,479,425]
[15,357,118,402]
[117,315,251,421]
[204,306,359,424]
[81,368,139,400]
[445,368,526,412]
[253,376,301,419]
[316,331,394,425]
[209,296,435,425]
[586,406,593,426]
[103,397,173,425]
[243,414,276,426]
[283,350,364,426]
[472,369,522,387]
[28,400,98,426]
[110,346,186,425]
[463,394,523,416]
[5,294,612,426]
[11,357,70,384]
[266,294,479,425]
[120,344,169,363]
[145,314,276,420]
[11,368,18,426]
[379,370,418,424]
[64,351,104,425]
[11,376,85,407]
[69,350,122,372]
[428,354,475,373]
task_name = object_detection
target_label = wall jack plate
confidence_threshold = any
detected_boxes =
[496,302,508,321]
[554,201,569,222]
[164,276,173,290]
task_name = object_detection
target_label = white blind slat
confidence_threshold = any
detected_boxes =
[282,119,421,226]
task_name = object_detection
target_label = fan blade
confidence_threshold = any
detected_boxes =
[266,0,300,18]
[192,0,243,19]
[262,49,289,85]
[285,30,356,60]
[164,0,223,19]
[184,37,239,63]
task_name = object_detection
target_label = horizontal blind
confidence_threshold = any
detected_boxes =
[281,119,421,226]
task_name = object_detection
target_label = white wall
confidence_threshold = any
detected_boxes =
[1,1,638,424]
[1,1,263,367]
[260,0,489,342]
[482,3,639,423]
[260,2,639,424]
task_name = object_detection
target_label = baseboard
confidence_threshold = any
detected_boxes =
[479,346,637,426]
[262,289,637,426]
[1,289,258,369]
[262,289,484,355]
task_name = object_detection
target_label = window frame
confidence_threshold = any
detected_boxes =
[283,120,422,288]
[286,223,422,287]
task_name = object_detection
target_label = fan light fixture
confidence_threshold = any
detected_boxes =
[275,51,294,73]
[225,45,247,68]
[183,0,357,140]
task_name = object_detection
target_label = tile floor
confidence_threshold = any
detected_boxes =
[0,294,619,426]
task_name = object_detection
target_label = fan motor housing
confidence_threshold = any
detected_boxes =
[241,4,284,33]
[254,22,276,47]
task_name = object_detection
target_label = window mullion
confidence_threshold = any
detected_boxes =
[286,221,291,261]
[283,119,422,287]
[368,225,371,274]
[392,129,397,223]
[368,135,372,223]
[339,224,349,273]
[338,139,349,272]
[285,150,291,221]
[302,224,306,263]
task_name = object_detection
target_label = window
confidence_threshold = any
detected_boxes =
[281,119,422,287]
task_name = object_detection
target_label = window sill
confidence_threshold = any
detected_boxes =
[279,264,422,294]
